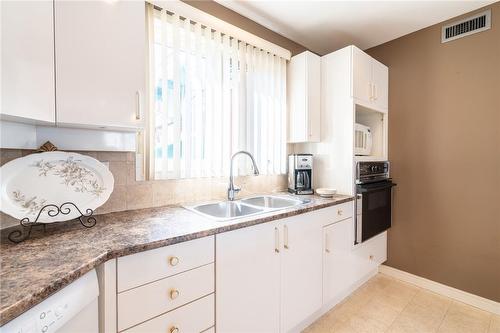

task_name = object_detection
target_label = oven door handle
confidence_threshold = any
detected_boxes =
[357,182,397,193]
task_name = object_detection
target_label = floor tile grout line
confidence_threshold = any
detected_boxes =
[305,273,498,333]
[486,313,494,333]
[435,297,453,332]
[383,285,421,332]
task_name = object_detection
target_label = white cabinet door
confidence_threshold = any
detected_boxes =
[55,0,146,130]
[216,221,281,333]
[352,46,372,105]
[288,51,320,143]
[306,52,321,142]
[281,213,323,332]
[372,60,389,110]
[323,217,355,305]
[288,52,307,142]
[1,0,55,124]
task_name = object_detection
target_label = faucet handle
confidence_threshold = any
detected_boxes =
[234,186,241,193]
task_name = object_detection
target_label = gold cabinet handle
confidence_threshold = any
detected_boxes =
[169,326,179,333]
[169,289,180,300]
[284,225,289,249]
[169,256,179,266]
[274,227,280,253]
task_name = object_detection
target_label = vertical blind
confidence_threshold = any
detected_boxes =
[148,4,287,180]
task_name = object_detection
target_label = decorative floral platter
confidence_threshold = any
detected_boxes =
[0,152,114,223]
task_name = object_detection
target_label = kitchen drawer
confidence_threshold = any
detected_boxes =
[118,236,214,292]
[320,201,354,227]
[118,263,214,331]
[123,294,214,333]
[352,231,387,278]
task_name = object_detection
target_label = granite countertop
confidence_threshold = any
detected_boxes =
[0,193,353,326]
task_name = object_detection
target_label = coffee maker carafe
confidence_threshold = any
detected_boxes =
[288,154,313,195]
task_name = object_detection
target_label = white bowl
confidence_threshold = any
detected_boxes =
[316,188,337,198]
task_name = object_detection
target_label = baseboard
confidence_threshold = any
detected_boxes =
[379,265,500,315]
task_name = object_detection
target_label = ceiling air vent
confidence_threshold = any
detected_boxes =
[441,9,491,43]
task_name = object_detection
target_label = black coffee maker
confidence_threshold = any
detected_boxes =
[288,154,313,195]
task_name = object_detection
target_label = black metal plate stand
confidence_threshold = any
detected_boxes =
[8,202,97,243]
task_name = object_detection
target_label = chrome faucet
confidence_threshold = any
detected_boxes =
[228,151,260,201]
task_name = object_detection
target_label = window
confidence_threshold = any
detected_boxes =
[148,4,287,180]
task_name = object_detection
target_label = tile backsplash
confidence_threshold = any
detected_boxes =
[0,149,288,229]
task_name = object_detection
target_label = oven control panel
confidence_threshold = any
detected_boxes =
[356,161,390,183]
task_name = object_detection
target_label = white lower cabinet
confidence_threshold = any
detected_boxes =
[352,231,387,278]
[123,294,214,333]
[216,220,281,333]
[281,213,323,332]
[118,263,214,331]
[101,202,388,333]
[112,236,215,333]
[323,217,356,304]
[323,216,388,307]
[216,209,325,333]
[117,236,214,292]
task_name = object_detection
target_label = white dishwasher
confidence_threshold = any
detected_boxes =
[1,269,99,333]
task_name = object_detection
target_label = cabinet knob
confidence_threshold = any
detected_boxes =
[337,209,343,216]
[169,289,180,300]
[169,256,179,266]
[169,326,179,333]
[369,255,374,260]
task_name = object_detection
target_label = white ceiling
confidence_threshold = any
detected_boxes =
[215,1,496,55]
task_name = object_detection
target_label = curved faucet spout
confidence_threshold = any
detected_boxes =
[228,151,260,201]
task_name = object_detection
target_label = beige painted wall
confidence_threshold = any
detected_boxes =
[367,3,500,302]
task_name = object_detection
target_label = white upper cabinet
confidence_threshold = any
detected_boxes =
[288,51,321,143]
[371,58,389,109]
[352,46,388,111]
[352,47,373,106]
[55,0,146,130]
[1,0,55,124]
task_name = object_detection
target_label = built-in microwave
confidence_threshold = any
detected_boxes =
[354,123,372,156]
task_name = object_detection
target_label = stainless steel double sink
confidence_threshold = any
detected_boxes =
[185,195,310,221]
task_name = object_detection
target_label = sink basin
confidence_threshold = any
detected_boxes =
[241,196,305,209]
[187,195,309,221]
[191,201,263,220]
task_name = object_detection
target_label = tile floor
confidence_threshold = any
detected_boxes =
[304,273,500,333]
